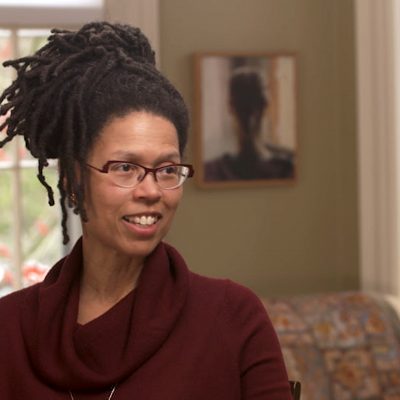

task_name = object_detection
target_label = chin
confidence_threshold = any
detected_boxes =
[119,239,162,260]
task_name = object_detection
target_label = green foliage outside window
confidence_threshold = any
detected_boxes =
[0,29,62,295]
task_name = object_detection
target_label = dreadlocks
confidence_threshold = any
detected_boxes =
[0,21,189,244]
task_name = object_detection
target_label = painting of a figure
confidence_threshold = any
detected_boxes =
[194,53,297,188]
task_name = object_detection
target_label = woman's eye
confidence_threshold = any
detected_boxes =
[160,166,178,175]
[112,163,133,172]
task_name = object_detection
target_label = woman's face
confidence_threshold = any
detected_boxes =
[82,111,183,260]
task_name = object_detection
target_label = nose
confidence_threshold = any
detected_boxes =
[132,171,162,201]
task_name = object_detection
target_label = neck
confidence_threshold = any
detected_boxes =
[238,137,259,160]
[78,240,144,324]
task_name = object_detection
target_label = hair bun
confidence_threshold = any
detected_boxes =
[48,21,156,66]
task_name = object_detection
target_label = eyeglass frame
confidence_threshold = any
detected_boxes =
[86,160,195,190]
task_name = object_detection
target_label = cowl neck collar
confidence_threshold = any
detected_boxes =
[20,238,189,391]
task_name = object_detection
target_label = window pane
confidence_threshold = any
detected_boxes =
[0,29,15,164]
[0,120,15,164]
[17,29,49,55]
[0,29,13,92]
[21,167,61,286]
[0,170,14,295]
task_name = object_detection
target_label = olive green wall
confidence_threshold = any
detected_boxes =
[160,0,359,296]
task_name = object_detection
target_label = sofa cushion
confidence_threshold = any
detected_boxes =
[262,291,400,400]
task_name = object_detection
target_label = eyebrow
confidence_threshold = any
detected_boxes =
[110,151,181,164]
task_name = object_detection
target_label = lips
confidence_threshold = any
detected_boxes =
[122,214,161,226]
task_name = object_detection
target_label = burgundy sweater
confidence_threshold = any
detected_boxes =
[0,239,291,399]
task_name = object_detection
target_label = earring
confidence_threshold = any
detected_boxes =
[69,193,77,207]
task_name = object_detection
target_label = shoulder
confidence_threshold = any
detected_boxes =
[188,273,283,356]
[188,272,268,324]
[221,279,271,330]
[191,271,262,301]
[0,285,38,318]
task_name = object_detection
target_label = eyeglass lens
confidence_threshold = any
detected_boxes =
[108,162,190,189]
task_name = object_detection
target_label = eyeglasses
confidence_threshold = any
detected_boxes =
[86,160,195,190]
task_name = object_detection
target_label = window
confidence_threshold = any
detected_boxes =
[0,28,63,296]
[0,1,103,295]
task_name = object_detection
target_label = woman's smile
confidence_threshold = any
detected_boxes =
[122,213,161,226]
[121,212,162,238]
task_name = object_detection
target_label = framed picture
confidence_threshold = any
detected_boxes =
[193,52,298,188]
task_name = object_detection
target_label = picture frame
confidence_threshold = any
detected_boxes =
[193,52,298,188]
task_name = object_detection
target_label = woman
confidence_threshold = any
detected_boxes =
[0,22,291,399]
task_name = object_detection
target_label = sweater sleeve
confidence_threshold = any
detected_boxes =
[222,280,292,399]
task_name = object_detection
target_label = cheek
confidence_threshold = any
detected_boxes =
[85,182,127,216]
[166,189,183,211]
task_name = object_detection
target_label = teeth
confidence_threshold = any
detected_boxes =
[126,215,158,226]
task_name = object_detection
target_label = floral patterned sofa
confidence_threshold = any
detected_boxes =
[261,291,400,400]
